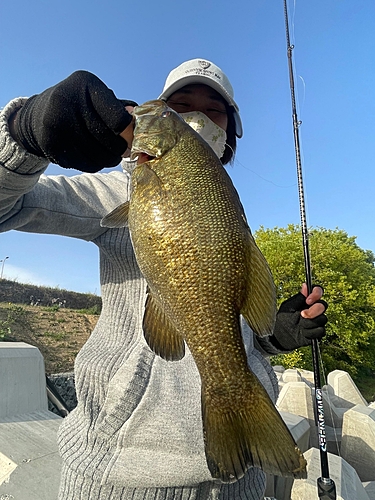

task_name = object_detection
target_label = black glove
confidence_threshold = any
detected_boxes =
[11,70,138,172]
[269,291,328,351]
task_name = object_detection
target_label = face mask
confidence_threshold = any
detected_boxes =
[180,111,227,159]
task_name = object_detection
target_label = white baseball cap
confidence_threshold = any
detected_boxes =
[159,58,243,138]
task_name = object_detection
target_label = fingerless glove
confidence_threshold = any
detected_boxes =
[269,292,328,351]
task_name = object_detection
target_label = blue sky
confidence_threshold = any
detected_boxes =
[1,0,374,294]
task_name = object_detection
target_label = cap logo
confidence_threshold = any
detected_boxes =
[185,60,222,82]
[198,60,211,70]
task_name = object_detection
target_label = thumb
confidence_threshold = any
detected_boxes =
[278,292,308,314]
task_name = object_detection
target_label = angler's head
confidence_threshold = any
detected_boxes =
[159,58,242,165]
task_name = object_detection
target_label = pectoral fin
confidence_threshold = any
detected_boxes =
[143,290,185,361]
[100,202,130,228]
[241,234,277,336]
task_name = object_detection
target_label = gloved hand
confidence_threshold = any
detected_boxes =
[10,70,138,172]
[269,287,328,351]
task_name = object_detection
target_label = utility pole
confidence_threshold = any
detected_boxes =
[0,256,9,279]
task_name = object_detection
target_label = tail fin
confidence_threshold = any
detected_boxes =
[202,375,307,483]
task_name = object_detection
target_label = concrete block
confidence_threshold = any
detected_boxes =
[319,388,347,428]
[363,482,375,500]
[273,365,284,384]
[310,424,342,455]
[341,404,375,482]
[280,411,311,453]
[0,451,17,486]
[327,393,354,409]
[297,369,315,385]
[278,368,315,386]
[291,447,370,500]
[327,370,368,407]
[280,369,303,383]
[0,343,48,418]
[276,377,353,467]
[277,381,315,427]
[0,410,62,500]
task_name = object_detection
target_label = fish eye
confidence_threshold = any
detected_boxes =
[161,111,171,118]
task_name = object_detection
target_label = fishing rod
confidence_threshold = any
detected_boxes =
[282,1,336,499]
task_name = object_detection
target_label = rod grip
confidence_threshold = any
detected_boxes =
[317,477,336,499]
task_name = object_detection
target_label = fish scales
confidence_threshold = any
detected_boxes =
[101,100,307,483]
[131,142,247,371]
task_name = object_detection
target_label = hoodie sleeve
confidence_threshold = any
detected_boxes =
[0,98,50,212]
[0,98,130,241]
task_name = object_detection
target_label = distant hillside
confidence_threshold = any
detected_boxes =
[0,279,102,373]
[0,301,98,373]
[0,278,102,311]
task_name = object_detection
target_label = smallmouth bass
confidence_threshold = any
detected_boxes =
[101,100,307,483]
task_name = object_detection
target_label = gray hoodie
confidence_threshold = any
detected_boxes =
[0,97,280,500]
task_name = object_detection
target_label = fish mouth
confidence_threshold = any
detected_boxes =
[130,149,157,164]
[137,152,156,164]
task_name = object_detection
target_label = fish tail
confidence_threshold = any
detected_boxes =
[202,376,307,483]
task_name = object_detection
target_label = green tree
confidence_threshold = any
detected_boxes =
[254,225,375,378]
